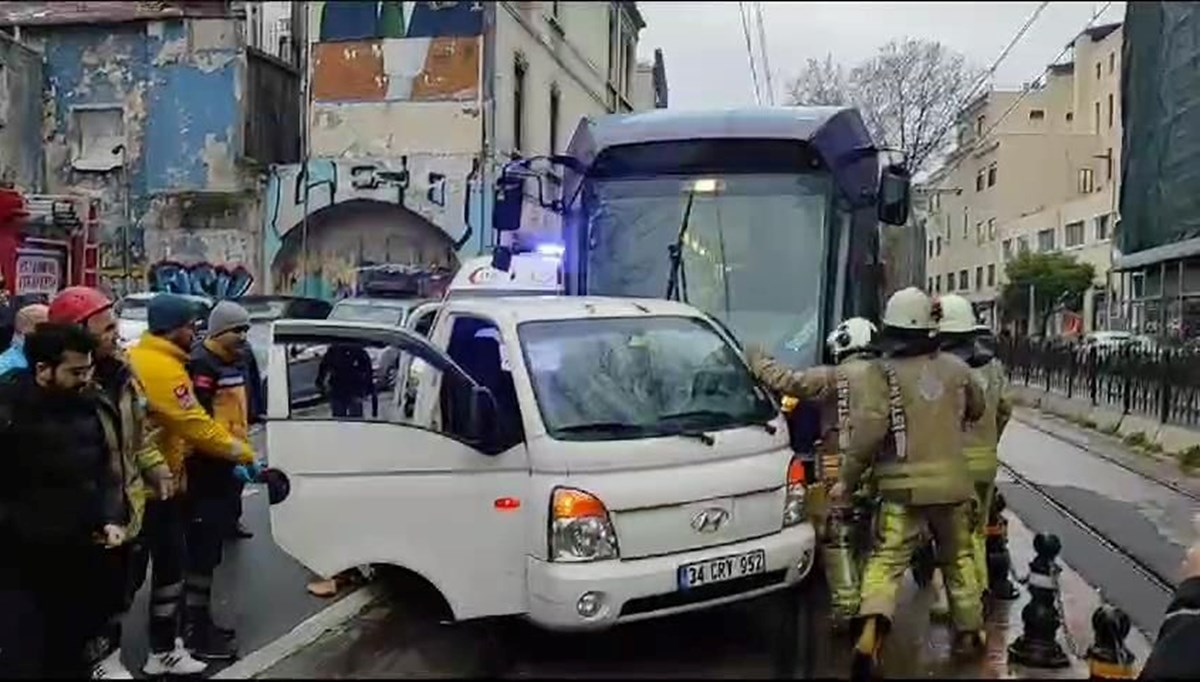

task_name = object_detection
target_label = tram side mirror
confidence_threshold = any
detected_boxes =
[491,245,513,272]
[878,164,911,226]
[492,176,524,232]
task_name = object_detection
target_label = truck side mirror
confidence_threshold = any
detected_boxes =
[878,164,911,226]
[492,176,524,232]
[466,385,501,453]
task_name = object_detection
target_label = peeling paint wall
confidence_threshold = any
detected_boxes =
[0,33,43,191]
[263,156,482,297]
[24,16,261,293]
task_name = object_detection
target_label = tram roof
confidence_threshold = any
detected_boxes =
[571,106,859,154]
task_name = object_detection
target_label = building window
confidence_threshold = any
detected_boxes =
[976,169,985,192]
[987,264,996,287]
[551,0,560,19]
[987,163,997,187]
[1066,111,1074,123]
[976,115,985,136]
[513,56,527,152]
[1107,94,1114,128]
[962,209,969,239]
[1029,109,1045,121]
[987,217,996,241]
[607,6,619,83]
[928,240,934,258]
[936,236,942,256]
[1094,101,1101,134]
[1078,167,1095,194]
[1037,228,1056,252]
[976,221,984,244]
[1065,221,1085,248]
[928,277,934,292]
[959,269,969,291]
[549,85,560,154]
[1105,147,1114,181]
[1109,52,1115,74]
[1002,239,1012,260]
[72,106,126,172]
[975,266,983,291]
[1095,214,1111,241]
[1017,236,1030,254]
[1095,61,1102,80]
[935,275,941,293]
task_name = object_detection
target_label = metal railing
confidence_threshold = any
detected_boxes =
[999,339,1200,427]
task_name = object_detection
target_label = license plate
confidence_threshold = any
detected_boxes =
[678,549,766,589]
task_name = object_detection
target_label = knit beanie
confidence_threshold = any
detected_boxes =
[148,294,205,334]
[207,300,250,338]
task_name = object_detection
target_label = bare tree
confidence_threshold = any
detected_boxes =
[787,39,982,175]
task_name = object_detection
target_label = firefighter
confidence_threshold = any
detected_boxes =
[934,295,1011,604]
[839,287,987,676]
[746,318,890,627]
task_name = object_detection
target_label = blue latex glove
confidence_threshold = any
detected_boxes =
[233,464,256,484]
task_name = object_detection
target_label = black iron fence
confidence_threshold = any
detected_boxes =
[998,339,1200,428]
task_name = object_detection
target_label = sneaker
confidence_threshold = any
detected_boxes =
[185,621,239,661]
[91,649,134,679]
[142,640,208,676]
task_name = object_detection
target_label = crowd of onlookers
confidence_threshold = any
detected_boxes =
[0,285,263,678]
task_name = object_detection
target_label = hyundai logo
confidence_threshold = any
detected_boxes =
[691,507,731,533]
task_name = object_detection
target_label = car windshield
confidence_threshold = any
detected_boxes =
[519,316,776,441]
[584,173,833,367]
[329,303,406,325]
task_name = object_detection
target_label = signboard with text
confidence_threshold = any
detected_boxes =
[15,251,61,296]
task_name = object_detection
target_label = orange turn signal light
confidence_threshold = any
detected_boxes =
[552,488,608,520]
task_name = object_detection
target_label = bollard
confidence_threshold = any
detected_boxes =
[1085,605,1136,679]
[986,491,1020,600]
[1008,533,1071,669]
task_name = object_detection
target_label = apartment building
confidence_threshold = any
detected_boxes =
[925,23,1123,333]
[262,1,667,299]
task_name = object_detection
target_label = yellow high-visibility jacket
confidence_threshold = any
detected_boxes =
[128,333,253,491]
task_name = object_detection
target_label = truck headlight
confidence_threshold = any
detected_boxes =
[549,487,619,562]
[783,457,807,527]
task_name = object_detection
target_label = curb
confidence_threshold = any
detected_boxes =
[213,583,382,679]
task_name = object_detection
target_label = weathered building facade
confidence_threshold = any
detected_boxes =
[264,1,667,299]
[1,0,301,297]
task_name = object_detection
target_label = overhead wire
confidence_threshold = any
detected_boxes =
[953,1,1052,116]
[738,2,763,105]
[975,1,1115,143]
[753,2,776,105]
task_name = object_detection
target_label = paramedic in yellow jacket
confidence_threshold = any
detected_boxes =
[128,294,254,669]
[747,318,890,627]
[936,295,1011,596]
[840,287,987,677]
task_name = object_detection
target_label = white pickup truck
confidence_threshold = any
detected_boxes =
[266,295,815,631]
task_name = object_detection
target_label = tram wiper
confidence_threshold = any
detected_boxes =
[665,189,697,302]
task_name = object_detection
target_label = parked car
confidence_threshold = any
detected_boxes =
[1081,330,1134,351]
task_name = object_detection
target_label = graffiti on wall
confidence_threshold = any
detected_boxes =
[148,260,254,300]
[311,1,483,103]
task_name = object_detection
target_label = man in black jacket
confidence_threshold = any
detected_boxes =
[0,323,127,678]
[1140,538,1200,679]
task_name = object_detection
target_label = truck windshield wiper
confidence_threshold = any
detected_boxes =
[665,190,697,302]
[555,421,716,446]
[660,409,778,436]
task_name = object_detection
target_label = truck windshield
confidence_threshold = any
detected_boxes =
[519,316,776,441]
[584,173,832,367]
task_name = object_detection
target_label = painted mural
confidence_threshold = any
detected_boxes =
[148,260,254,299]
[311,1,483,103]
[263,155,483,299]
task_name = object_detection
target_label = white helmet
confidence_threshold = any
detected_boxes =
[936,294,977,334]
[882,287,934,331]
[827,317,878,358]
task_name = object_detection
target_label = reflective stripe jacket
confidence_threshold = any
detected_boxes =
[128,333,253,489]
[866,352,985,507]
[188,339,251,443]
[963,359,1011,483]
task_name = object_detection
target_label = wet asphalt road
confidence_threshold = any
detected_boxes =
[117,429,339,677]
[996,414,1193,635]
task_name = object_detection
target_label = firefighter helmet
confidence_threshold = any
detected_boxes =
[882,287,934,330]
[935,294,977,334]
[48,286,113,325]
[827,317,878,358]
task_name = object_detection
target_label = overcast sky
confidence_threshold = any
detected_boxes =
[637,2,1127,110]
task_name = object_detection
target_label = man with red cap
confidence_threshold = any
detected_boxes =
[48,287,204,678]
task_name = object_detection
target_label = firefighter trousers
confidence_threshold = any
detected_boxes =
[859,501,983,633]
[972,482,996,593]
[822,506,862,620]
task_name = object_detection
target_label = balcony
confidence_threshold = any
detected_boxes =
[244,46,301,166]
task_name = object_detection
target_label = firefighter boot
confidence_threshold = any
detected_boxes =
[850,615,887,680]
[184,608,238,661]
[929,567,951,623]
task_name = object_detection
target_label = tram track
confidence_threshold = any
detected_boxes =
[998,459,1177,599]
